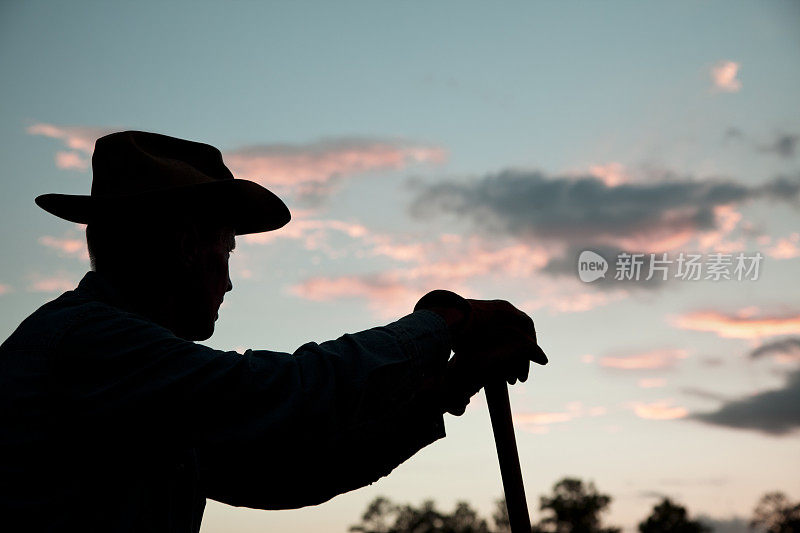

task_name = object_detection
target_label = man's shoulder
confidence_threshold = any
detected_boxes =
[0,286,155,353]
[1,289,78,351]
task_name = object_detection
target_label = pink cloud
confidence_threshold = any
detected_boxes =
[246,202,629,319]
[514,411,570,434]
[695,205,744,252]
[28,275,76,293]
[513,402,607,433]
[0,283,11,295]
[27,123,118,171]
[288,240,558,315]
[528,289,628,314]
[243,218,369,253]
[289,275,407,302]
[287,243,552,315]
[225,138,446,198]
[631,400,688,420]
[38,236,89,260]
[600,348,689,370]
[28,125,446,198]
[611,205,743,254]
[55,151,89,170]
[774,351,800,364]
[612,227,696,254]
[588,162,629,187]
[711,61,742,93]
[671,309,800,339]
[258,212,613,317]
[638,378,668,389]
[27,123,115,154]
[522,278,629,315]
[274,216,562,313]
[368,239,428,263]
[766,233,800,259]
[288,275,418,317]
[398,242,553,283]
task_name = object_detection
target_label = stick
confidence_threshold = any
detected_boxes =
[485,381,532,533]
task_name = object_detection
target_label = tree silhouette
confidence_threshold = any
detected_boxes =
[445,502,491,533]
[492,498,511,533]
[350,496,398,533]
[533,478,620,533]
[749,492,800,533]
[638,498,710,533]
[349,485,800,533]
[392,500,446,533]
[349,497,490,533]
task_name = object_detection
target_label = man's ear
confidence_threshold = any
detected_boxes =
[177,224,201,269]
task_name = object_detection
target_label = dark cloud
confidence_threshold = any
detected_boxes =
[409,170,799,246]
[759,134,798,159]
[759,175,800,199]
[691,369,800,436]
[750,337,800,360]
[724,128,798,159]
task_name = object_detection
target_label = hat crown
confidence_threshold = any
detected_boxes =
[91,131,234,197]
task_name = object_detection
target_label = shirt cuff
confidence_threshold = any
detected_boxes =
[389,309,452,390]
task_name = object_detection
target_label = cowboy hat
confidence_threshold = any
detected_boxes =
[35,130,291,235]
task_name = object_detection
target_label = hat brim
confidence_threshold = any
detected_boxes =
[35,179,291,236]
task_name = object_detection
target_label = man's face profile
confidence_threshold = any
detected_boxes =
[86,218,237,342]
[173,226,236,342]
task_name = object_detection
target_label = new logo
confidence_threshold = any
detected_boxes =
[578,250,608,282]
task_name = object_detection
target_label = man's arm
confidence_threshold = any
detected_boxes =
[57,302,452,509]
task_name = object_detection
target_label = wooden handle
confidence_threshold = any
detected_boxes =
[485,381,532,533]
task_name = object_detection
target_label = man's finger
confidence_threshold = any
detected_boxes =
[496,325,548,366]
[518,357,530,382]
[532,343,548,365]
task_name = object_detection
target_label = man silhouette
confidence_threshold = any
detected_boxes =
[0,131,547,532]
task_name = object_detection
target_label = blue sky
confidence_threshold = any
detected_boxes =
[2,1,799,531]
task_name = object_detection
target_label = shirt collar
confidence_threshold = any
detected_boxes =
[75,270,136,312]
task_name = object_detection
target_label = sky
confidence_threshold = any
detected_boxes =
[1,1,799,531]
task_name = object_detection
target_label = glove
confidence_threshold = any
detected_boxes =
[415,290,548,415]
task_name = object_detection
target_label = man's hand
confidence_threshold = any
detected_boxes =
[415,290,548,416]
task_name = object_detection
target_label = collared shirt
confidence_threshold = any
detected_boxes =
[0,271,451,532]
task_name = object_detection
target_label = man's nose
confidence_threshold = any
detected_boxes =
[226,276,233,293]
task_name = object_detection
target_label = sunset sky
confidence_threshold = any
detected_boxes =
[1,2,799,532]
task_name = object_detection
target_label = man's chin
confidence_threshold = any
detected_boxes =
[195,323,215,341]
[178,321,215,342]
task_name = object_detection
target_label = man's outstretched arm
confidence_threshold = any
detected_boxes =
[57,291,545,510]
[58,302,453,509]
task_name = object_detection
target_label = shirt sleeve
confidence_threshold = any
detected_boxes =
[56,303,452,510]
